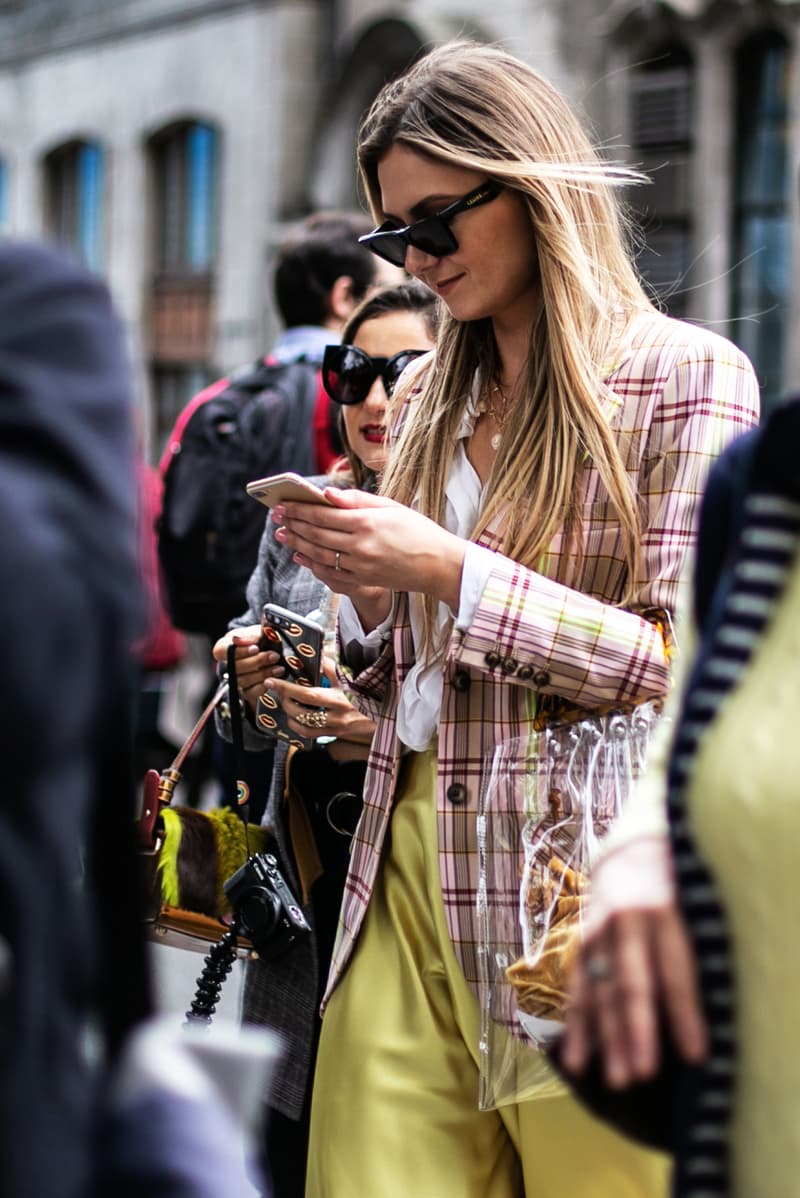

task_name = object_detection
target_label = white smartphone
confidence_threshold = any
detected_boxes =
[246,472,332,509]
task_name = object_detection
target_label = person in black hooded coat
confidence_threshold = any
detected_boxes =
[0,240,272,1198]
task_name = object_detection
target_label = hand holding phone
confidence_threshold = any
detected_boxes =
[255,604,324,749]
[246,472,332,509]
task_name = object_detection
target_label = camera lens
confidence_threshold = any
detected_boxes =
[238,888,281,938]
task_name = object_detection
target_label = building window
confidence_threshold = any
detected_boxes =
[731,31,790,413]
[151,121,218,273]
[44,140,104,271]
[629,45,694,315]
[148,121,220,448]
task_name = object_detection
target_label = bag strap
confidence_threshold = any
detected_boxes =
[138,677,228,851]
[138,644,255,852]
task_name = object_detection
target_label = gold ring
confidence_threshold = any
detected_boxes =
[335,551,342,571]
[296,708,328,729]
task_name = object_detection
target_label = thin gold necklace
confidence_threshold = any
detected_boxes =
[478,378,515,451]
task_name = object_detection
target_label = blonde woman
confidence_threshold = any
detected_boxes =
[271,41,760,1197]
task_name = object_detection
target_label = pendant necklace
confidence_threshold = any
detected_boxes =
[478,379,514,451]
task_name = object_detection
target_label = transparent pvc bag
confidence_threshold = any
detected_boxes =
[476,699,666,1110]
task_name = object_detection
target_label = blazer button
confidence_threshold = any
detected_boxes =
[451,669,471,692]
[517,664,533,680]
[446,783,468,805]
[533,670,551,687]
[501,657,517,675]
[484,650,501,668]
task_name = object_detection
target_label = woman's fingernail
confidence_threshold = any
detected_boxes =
[607,1060,629,1089]
[272,505,286,520]
[275,526,287,542]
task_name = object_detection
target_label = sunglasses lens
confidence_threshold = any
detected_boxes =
[359,226,409,267]
[408,217,457,259]
[374,235,409,268]
[384,351,425,395]
[361,217,456,266]
[325,347,374,405]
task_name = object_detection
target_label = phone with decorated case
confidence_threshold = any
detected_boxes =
[255,604,324,750]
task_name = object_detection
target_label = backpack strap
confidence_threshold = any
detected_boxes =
[263,359,320,478]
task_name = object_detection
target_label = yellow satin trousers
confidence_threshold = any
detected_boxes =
[306,750,670,1198]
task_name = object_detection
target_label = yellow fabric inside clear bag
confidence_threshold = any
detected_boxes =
[477,703,664,1109]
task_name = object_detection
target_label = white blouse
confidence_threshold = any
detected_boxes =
[338,385,496,750]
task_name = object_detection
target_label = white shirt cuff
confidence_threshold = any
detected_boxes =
[454,541,496,631]
[338,593,392,668]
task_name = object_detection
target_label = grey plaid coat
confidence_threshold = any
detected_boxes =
[217,478,328,1120]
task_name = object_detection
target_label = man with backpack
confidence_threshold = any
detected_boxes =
[157,211,398,643]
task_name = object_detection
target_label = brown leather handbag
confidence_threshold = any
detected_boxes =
[137,676,268,954]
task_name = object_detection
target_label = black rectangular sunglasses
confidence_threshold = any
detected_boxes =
[322,345,428,405]
[357,180,502,267]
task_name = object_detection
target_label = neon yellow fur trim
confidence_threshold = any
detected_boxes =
[210,807,270,915]
[156,807,183,907]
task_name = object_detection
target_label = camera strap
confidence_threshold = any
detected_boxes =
[226,644,254,854]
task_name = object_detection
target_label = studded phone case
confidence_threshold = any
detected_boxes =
[255,604,324,750]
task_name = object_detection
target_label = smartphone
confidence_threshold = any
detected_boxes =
[246,472,332,509]
[255,603,324,750]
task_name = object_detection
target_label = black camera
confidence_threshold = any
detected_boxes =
[223,852,311,961]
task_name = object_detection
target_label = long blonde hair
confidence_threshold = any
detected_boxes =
[357,41,655,651]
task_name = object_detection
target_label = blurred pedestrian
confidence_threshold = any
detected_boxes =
[0,238,269,1198]
[132,457,187,781]
[562,397,800,1197]
[0,238,149,1198]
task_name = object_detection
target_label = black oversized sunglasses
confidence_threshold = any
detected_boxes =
[357,180,502,267]
[322,344,427,405]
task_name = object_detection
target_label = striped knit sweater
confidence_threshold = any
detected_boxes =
[665,398,800,1197]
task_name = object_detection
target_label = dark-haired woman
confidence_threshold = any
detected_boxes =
[213,281,438,1197]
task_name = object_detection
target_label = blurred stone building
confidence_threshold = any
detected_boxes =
[0,0,796,453]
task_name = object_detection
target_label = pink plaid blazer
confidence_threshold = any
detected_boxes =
[324,309,760,1007]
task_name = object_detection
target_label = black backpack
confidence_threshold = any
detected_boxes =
[157,357,320,638]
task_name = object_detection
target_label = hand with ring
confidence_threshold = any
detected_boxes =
[271,487,467,629]
[584,954,613,984]
[561,905,709,1090]
[295,707,328,729]
[211,624,285,713]
[263,663,375,746]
